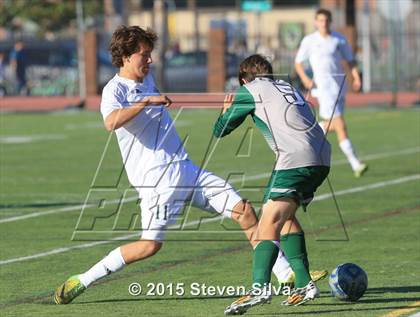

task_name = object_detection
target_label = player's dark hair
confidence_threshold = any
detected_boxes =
[316,8,332,21]
[109,25,158,67]
[238,54,273,86]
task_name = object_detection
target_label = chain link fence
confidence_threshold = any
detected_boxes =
[1,2,418,96]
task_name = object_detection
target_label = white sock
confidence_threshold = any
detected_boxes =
[79,247,126,287]
[339,138,362,171]
[271,241,293,283]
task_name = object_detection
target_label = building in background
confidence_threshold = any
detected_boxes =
[0,0,418,96]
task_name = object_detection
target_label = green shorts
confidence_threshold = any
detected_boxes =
[263,166,330,210]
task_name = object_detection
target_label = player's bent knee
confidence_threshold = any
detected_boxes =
[148,240,163,255]
[121,239,163,263]
[231,200,257,228]
[141,240,163,257]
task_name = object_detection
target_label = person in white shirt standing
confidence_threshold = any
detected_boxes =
[53,25,319,305]
[295,8,368,178]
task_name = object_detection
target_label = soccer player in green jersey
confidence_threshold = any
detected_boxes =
[213,55,331,314]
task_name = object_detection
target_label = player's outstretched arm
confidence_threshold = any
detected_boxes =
[104,95,171,131]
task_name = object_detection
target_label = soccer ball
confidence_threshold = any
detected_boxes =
[329,263,368,301]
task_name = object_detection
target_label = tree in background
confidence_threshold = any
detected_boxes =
[0,0,103,37]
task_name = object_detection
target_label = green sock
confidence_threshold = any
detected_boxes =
[280,232,311,288]
[252,240,279,288]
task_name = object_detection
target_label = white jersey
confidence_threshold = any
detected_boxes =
[100,73,188,195]
[295,31,354,95]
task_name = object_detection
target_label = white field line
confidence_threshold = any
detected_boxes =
[331,146,420,166]
[0,197,138,224]
[0,216,227,265]
[0,134,66,144]
[0,173,419,266]
[313,174,420,201]
[0,146,419,224]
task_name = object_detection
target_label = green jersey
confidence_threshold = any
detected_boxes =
[213,77,330,170]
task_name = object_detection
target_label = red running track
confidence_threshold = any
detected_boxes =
[0,92,418,112]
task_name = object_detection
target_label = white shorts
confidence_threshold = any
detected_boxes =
[312,88,345,120]
[139,159,242,241]
[312,75,347,120]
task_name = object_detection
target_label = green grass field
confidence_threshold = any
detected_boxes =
[0,107,419,317]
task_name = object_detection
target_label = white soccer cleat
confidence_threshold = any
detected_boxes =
[224,287,271,315]
[281,280,320,306]
[354,163,368,178]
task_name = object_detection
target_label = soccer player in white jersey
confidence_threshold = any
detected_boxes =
[53,26,328,305]
[215,55,331,315]
[295,8,367,177]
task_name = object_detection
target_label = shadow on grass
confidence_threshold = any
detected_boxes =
[9,293,237,306]
[77,294,238,304]
[76,287,420,304]
[309,297,420,306]
[316,285,420,297]
[366,286,420,294]
[73,285,420,316]
[249,305,419,316]
[257,286,420,316]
